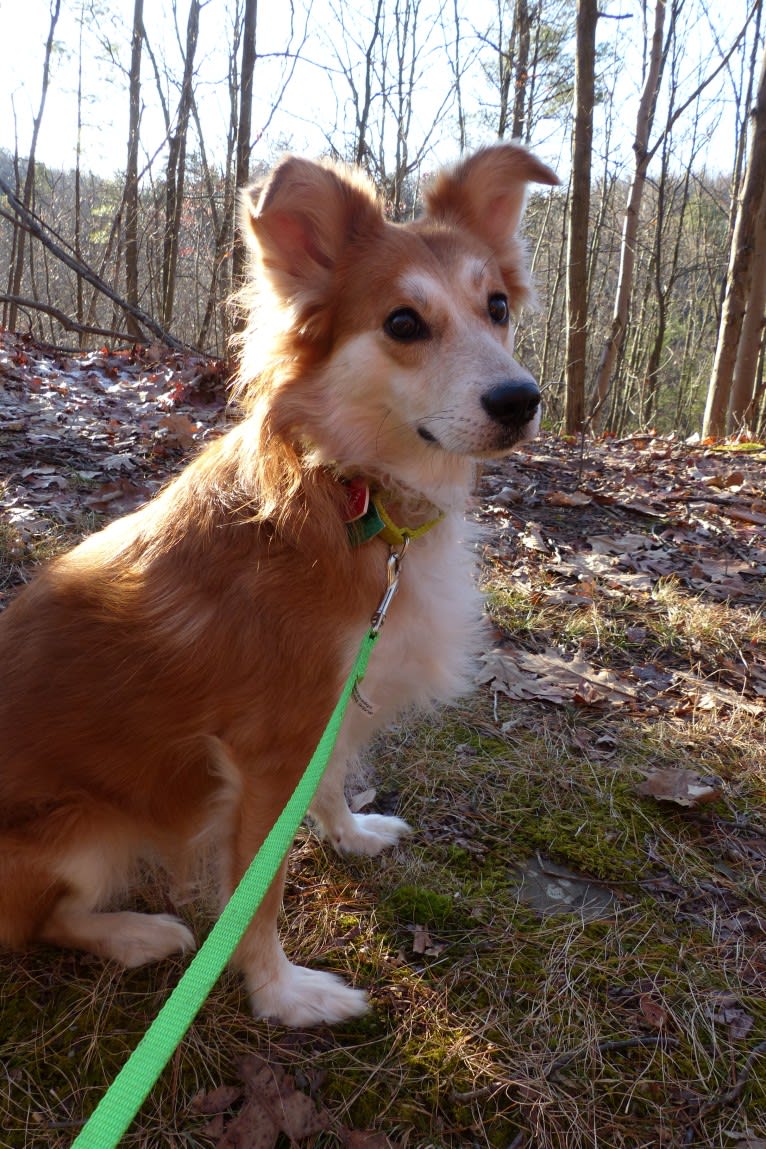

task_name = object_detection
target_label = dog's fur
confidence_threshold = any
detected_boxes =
[0,145,557,1026]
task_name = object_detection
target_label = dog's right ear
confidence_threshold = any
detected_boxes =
[243,157,383,307]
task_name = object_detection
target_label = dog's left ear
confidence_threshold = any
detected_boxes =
[423,144,559,256]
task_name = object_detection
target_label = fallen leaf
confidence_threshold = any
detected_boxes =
[214,1057,331,1147]
[159,411,200,449]
[636,769,723,808]
[341,1133,398,1149]
[411,923,446,957]
[190,1085,243,1115]
[639,993,668,1029]
[518,521,549,551]
[349,788,376,812]
[545,490,592,507]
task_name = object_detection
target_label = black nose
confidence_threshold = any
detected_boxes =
[481,379,541,425]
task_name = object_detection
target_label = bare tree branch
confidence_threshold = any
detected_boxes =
[0,175,200,353]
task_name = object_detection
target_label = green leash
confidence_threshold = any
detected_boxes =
[71,627,381,1149]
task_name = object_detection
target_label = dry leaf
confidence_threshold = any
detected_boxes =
[411,924,446,957]
[545,490,592,507]
[159,411,200,449]
[518,521,549,551]
[639,993,668,1029]
[636,769,723,807]
[190,1085,243,1115]
[349,788,376,812]
[214,1057,330,1148]
[342,1133,398,1149]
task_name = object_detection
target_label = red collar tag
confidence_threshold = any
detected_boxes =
[342,477,371,523]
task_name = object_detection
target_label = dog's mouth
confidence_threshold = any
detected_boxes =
[416,378,541,455]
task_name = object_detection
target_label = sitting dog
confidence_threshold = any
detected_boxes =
[0,145,557,1026]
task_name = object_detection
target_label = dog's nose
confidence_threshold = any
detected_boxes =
[481,378,541,424]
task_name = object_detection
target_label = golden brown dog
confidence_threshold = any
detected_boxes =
[0,145,557,1025]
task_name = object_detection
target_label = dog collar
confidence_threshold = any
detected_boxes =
[342,478,444,547]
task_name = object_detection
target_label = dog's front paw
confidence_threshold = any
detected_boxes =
[329,812,411,857]
[103,912,196,968]
[248,964,369,1026]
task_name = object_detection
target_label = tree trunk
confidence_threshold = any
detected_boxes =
[125,0,144,339]
[564,0,598,434]
[231,0,258,291]
[6,0,61,332]
[161,0,201,330]
[703,41,766,437]
[511,0,530,141]
[590,0,666,425]
[730,175,766,428]
[75,3,85,346]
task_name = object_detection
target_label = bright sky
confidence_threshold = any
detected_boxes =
[0,0,754,183]
[0,0,335,175]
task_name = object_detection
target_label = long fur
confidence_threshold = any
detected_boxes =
[0,144,557,1025]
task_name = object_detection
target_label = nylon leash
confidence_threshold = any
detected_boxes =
[70,627,380,1149]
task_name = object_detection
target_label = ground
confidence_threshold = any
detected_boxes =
[1,329,765,1149]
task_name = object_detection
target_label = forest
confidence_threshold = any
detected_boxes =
[1,0,765,439]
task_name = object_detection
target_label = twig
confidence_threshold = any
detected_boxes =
[0,295,138,343]
[547,1034,680,1079]
[0,175,198,353]
[682,1039,766,1141]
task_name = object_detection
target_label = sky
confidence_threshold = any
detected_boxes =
[0,0,510,178]
[0,0,757,185]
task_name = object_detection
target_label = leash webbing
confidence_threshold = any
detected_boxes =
[71,629,379,1149]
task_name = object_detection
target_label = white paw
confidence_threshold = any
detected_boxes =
[248,964,369,1026]
[104,912,196,968]
[330,812,412,857]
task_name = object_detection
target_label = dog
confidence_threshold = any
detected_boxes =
[0,145,557,1026]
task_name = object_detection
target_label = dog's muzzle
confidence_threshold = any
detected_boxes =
[481,378,541,428]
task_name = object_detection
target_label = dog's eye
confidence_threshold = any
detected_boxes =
[384,308,428,342]
[488,294,510,325]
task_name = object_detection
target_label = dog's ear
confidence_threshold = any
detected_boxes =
[424,144,558,252]
[423,145,558,308]
[243,157,382,305]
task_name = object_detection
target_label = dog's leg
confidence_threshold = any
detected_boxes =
[309,727,411,857]
[40,905,196,967]
[0,825,194,967]
[224,771,369,1026]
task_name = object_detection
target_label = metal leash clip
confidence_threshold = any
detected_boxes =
[371,537,409,633]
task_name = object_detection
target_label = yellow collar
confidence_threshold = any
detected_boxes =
[343,479,444,546]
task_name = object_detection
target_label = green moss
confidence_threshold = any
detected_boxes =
[382,885,456,929]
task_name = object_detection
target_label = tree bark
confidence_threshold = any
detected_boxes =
[729,171,766,428]
[6,0,61,332]
[231,0,258,291]
[511,0,530,141]
[591,0,666,425]
[125,0,144,339]
[161,0,202,330]
[703,41,766,437]
[564,0,598,434]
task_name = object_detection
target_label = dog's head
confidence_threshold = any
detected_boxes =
[240,146,558,495]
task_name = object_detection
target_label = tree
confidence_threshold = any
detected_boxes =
[125,0,144,339]
[564,0,598,434]
[160,0,204,331]
[231,0,258,290]
[703,39,766,437]
[4,0,61,332]
[591,0,667,424]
